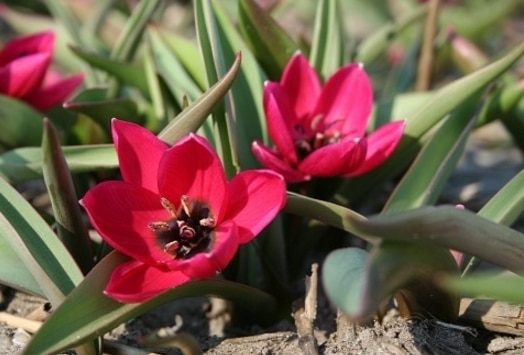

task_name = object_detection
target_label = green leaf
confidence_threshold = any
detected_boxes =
[344,206,524,277]
[353,6,427,64]
[147,27,203,103]
[211,1,270,168]
[309,0,346,79]
[194,0,238,176]
[284,192,377,244]
[323,243,458,322]
[109,0,162,62]
[478,169,524,226]
[0,145,117,183]
[339,41,524,206]
[442,273,524,306]
[0,176,83,307]
[238,0,299,80]
[42,0,100,85]
[149,25,207,90]
[383,94,481,213]
[157,52,242,145]
[462,165,524,275]
[64,88,145,134]
[24,251,276,355]
[42,119,94,275]
[0,230,43,296]
[141,39,166,131]
[68,45,149,95]
[0,95,43,147]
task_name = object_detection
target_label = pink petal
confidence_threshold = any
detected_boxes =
[104,260,190,303]
[24,73,84,111]
[225,170,286,244]
[166,221,239,278]
[251,141,309,183]
[264,82,299,164]
[80,181,173,265]
[299,138,366,177]
[0,53,51,98]
[158,134,228,223]
[0,31,54,65]
[112,119,167,193]
[280,52,322,122]
[346,120,405,176]
[312,64,373,138]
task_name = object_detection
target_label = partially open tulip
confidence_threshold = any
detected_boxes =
[252,53,405,183]
[81,120,286,303]
[0,31,83,111]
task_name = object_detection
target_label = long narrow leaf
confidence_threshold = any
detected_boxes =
[237,0,299,80]
[0,95,44,147]
[353,7,427,64]
[194,0,238,176]
[42,119,93,274]
[0,145,117,184]
[345,206,524,277]
[157,52,242,145]
[383,94,481,212]
[24,251,276,355]
[0,177,83,306]
[309,0,346,79]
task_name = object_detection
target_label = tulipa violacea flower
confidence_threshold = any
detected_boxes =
[252,53,405,183]
[81,120,286,303]
[0,31,83,111]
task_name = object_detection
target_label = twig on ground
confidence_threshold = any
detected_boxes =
[293,263,319,355]
[0,312,42,333]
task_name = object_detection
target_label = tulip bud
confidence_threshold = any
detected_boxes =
[448,27,489,74]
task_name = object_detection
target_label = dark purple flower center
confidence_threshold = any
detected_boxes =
[148,195,215,259]
[293,120,342,160]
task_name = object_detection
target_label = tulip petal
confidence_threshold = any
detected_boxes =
[112,119,167,193]
[25,73,84,111]
[312,64,373,138]
[0,53,51,98]
[299,138,366,177]
[104,259,190,303]
[264,82,299,164]
[80,181,173,265]
[225,170,286,243]
[0,31,54,65]
[166,221,239,279]
[158,134,228,223]
[251,141,308,183]
[346,120,405,176]
[280,53,322,122]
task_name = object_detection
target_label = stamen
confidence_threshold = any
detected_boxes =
[180,195,192,216]
[310,114,324,131]
[160,197,177,217]
[180,225,196,239]
[295,139,312,153]
[149,221,170,231]
[313,132,325,150]
[164,240,180,254]
[199,217,216,228]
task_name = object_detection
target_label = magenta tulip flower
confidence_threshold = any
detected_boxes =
[252,53,405,183]
[81,120,286,303]
[0,31,83,111]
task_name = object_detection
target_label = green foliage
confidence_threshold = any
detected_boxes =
[0,1,523,353]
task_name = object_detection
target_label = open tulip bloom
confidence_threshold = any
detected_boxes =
[252,53,405,183]
[0,31,84,111]
[81,120,286,303]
